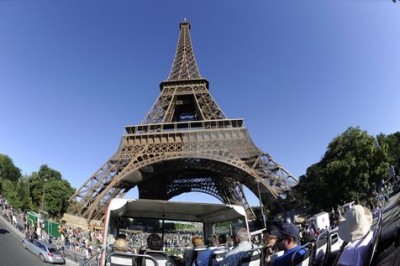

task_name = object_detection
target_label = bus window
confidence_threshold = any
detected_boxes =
[213,219,246,240]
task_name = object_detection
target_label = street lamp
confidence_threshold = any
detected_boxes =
[39,178,47,236]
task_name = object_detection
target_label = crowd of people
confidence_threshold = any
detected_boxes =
[0,198,21,229]
[368,176,400,210]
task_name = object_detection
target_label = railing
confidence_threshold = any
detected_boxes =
[125,119,244,135]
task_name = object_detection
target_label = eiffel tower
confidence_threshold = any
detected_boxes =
[68,19,297,223]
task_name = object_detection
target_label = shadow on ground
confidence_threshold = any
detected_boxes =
[0,228,10,234]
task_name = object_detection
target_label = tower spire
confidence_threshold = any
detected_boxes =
[168,19,201,81]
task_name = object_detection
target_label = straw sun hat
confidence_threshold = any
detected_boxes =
[338,205,373,243]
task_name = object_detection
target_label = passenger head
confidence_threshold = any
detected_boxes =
[207,234,219,246]
[271,223,300,251]
[114,238,129,252]
[235,227,250,242]
[230,235,239,246]
[147,233,163,251]
[191,236,204,247]
[262,229,277,247]
[218,234,227,245]
[338,205,372,243]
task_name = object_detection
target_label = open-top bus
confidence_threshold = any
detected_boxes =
[84,198,253,266]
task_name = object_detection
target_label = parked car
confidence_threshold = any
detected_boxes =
[22,238,65,264]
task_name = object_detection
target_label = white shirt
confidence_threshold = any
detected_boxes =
[83,249,90,259]
[338,230,373,266]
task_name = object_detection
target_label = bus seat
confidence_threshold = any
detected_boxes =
[144,250,169,266]
[192,248,208,266]
[210,247,229,265]
[328,229,343,256]
[107,253,159,266]
[290,243,312,266]
[313,229,330,266]
[238,248,262,266]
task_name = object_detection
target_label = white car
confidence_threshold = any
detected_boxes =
[22,238,65,264]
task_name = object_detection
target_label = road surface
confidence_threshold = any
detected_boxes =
[0,218,49,266]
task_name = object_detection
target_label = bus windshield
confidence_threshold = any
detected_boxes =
[102,198,249,258]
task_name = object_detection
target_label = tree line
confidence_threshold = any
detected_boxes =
[291,127,400,213]
[0,158,74,219]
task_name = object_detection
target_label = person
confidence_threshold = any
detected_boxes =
[146,233,164,251]
[302,232,316,264]
[219,227,256,266]
[145,234,180,266]
[225,228,253,257]
[262,229,278,265]
[12,213,18,228]
[23,213,28,230]
[268,223,306,266]
[334,205,373,266]
[196,234,220,266]
[83,247,90,261]
[217,234,228,247]
[183,236,205,266]
[114,238,130,252]
[24,228,30,239]
[31,227,39,240]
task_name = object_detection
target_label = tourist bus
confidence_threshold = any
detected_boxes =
[85,198,253,266]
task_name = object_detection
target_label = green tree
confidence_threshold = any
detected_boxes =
[28,164,72,214]
[293,127,389,212]
[377,132,400,174]
[28,172,45,209]
[37,164,62,180]
[44,179,75,218]
[0,154,24,207]
[16,177,33,211]
[0,154,21,191]
[2,177,33,211]
[2,179,19,206]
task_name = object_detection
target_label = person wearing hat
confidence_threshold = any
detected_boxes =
[334,205,373,266]
[113,238,130,252]
[269,223,306,266]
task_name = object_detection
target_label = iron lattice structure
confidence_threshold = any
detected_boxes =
[69,20,298,222]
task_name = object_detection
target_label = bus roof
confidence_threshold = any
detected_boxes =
[108,198,247,223]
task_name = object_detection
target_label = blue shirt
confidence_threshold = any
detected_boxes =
[272,245,306,266]
[196,249,213,266]
[219,252,242,266]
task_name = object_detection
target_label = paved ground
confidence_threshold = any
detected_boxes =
[0,217,48,266]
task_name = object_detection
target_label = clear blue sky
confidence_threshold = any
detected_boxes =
[1,1,399,206]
